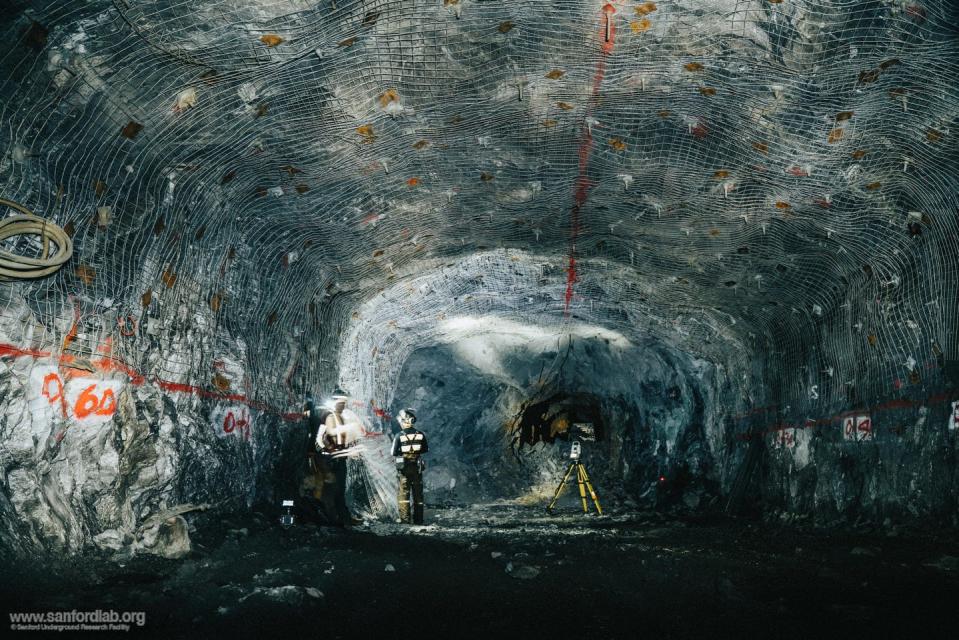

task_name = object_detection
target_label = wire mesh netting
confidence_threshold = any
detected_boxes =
[0,0,956,449]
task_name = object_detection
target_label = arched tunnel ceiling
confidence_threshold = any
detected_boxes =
[1,0,957,410]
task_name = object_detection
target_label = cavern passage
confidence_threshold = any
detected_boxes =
[1,0,958,637]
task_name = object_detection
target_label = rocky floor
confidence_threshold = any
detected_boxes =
[3,503,959,639]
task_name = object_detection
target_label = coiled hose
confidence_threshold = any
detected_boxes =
[0,197,73,281]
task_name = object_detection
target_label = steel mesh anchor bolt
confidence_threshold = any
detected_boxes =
[602,4,616,43]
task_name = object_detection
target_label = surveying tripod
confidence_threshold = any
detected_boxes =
[546,441,603,515]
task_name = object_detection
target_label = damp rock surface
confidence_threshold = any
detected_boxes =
[2,505,958,639]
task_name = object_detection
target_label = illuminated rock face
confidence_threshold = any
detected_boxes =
[387,335,730,509]
[0,1,958,552]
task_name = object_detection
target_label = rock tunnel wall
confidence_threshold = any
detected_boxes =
[753,259,959,524]
[389,335,735,512]
[1,0,958,554]
[0,285,298,555]
[744,222,959,524]
[338,251,760,511]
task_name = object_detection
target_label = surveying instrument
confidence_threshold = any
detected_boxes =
[546,424,603,515]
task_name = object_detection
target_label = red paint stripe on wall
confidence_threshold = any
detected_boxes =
[736,392,954,441]
[564,7,616,316]
[0,344,51,359]
[0,341,303,423]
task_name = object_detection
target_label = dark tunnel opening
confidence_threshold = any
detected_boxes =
[511,391,607,448]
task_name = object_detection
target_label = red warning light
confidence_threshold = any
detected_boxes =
[659,475,666,483]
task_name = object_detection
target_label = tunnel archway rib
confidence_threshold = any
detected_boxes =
[0,0,954,409]
[329,249,754,506]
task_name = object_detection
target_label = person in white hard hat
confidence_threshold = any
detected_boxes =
[299,397,335,524]
[315,387,358,526]
[391,408,429,524]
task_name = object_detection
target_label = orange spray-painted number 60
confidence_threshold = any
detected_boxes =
[74,384,117,419]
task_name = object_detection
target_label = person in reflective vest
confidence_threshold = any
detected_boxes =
[391,408,429,524]
[315,388,356,527]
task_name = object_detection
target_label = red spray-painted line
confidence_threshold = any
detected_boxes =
[564,5,616,316]
[0,344,51,359]
[735,392,954,441]
[371,401,392,421]
[61,298,81,353]
[0,341,303,423]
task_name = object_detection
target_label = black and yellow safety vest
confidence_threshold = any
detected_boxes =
[391,427,428,459]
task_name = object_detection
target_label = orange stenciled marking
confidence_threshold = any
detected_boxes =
[41,373,62,401]
[98,388,116,415]
[74,385,117,419]
[41,372,69,417]
[371,401,392,420]
[74,385,99,418]
[3,341,333,424]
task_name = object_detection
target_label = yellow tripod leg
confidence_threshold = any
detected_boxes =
[576,464,589,513]
[579,465,603,515]
[547,462,576,511]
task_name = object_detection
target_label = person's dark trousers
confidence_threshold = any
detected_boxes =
[298,456,331,525]
[398,462,424,524]
[331,455,351,526]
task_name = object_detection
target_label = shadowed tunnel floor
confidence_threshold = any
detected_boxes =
[3,505,958,639]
